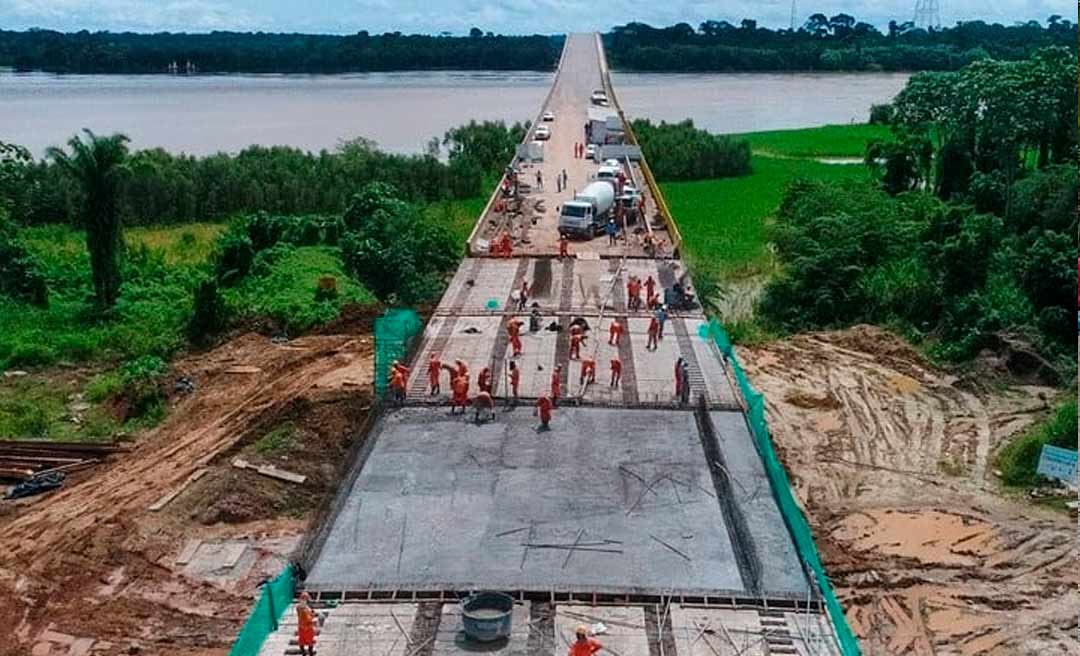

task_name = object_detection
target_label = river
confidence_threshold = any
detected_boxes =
[0,70,909,157]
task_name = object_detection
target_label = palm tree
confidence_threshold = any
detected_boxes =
[47,130,130,308]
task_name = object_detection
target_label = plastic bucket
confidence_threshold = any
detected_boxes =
[461,591,514,642]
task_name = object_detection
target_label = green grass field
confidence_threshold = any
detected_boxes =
[422,196,489,245]
[732,124,891,159]
[663,150,873,280]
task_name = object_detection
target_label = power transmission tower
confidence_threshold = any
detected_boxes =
[790,0,798,30]
[914,0,942,29]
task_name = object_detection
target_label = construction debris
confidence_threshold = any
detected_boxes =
[0,440,125,483]
[232,457,307,484]
[148,467,209,511]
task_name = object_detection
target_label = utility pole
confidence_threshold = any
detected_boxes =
[914,0,942,30]
[790,0,798,31]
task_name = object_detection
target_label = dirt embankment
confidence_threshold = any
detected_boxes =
[0,331,374,656]
[739,325,1077,655]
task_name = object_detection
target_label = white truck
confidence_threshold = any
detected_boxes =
[558,181,615,237]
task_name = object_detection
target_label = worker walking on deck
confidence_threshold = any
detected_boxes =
[627,276,642,311]
[507,317,525,357]
[428,354,442,395]
[296,592,318,656]
[559,235,569,259]
[561,169,568,190]
[568,625,602,656]
[516,279,530,311]
[478,366,492,394]
[551,365,562,406]
[608,319,624,346]
[610,357,622,388]
[655,305,668,339]
[536,170,543,191]
[646,315,660,351]
[579,356,596,386]
[536,394,554,431]
[605,218,618,246]
[508,361,521,402]
[679,359,691,405]
[644,276,656,303]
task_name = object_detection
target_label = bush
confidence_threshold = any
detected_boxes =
[116,355,168,420]
[0,214,48,306]
[995,398,1078,487]
[188,279,229,346]
[631,119,751,182]
[868,103,894,124]
[214,229,255,285]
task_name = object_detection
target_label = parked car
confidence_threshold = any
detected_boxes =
[534,125,551,140]
[542,110,555,122]
[586,144,598,159]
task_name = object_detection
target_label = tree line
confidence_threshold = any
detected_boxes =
[0,120,525,228]
[0,29,561,74]
[630,119,751,181]
[760,47,1077,367]
[605,16,1076,72]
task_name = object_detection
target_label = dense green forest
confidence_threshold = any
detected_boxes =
[758,47,1077,366]
[605,16,1076,71]
[0,30,561,73]
[630,120,751,181]
[0,120,525,227]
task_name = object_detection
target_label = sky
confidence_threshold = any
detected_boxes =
[0,0,1073,34]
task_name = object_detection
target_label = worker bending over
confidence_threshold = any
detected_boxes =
[478,366,492,394]
[473,390,495,423]
[608,319,623,346]
[536,395,554,431]
[579,356,596,386]
[450,375,469,414]
[507,317,525,357]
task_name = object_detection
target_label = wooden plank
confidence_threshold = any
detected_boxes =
[149,468,208,511]
[233,458,307,484]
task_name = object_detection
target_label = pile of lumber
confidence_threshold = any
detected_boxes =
[0,440,127,481]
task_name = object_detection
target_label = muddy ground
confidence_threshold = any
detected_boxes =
[740,325,1077,655]
[0,331,374,656]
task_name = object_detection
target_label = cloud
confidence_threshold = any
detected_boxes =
[0,0,1073,33]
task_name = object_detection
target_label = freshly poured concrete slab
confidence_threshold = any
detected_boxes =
[258,603,418,656]
[670,605,841,656]
[553,606,650,656]
[433,602,531,655]
[710,411,810,597]
[304,407,814,597]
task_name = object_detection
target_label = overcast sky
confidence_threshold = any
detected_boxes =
[0,0,1073,34]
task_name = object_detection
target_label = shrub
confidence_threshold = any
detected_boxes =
[187,279,229,346]
[631,119,751,182]
[0,215,48,306]
[995,398,1078,487]
[868,103,894,124]
[214,229,255,285]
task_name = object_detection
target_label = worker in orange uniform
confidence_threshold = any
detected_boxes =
[508,361,521,402]
[610,357,622,388]
[646,315,660,351]
[550,365,562,406]
[559,235,569,259]
[296,592,318,656]
[454,359,469,381]
[507,317,525,357]
[473,390,495,423]
[427,354,442,395]
[450,375,470,414]
[627,276,642,311]
[536,394,554,431]
[568,329,585,360]
[579,356,596,386]
[478,366,492,394]
[389,360,409,404]
[608,319,624,346]
[644,275,657,303]
[567,624,601,656]
[498,231,513,258]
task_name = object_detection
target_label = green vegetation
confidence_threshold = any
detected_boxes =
[995,398,1077,487]
[0,377,120,441]
[759,48,1077,364]
[663,155,872,279]
[254,423,299,454]
[736,124,891,159]
[606,17,1075,72]
[0,30,561,74]
[631,119,751,181]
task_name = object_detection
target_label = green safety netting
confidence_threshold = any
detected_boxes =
[707,319,861,656]
[229,564,295,656]
[374,308,423,397]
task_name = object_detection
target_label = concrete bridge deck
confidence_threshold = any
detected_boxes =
[277,32,841,656]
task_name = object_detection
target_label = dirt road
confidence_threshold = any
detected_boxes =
[0,331,373,656]
[739,325,1077,655]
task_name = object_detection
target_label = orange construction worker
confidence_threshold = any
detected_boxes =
[559,235,569,259]
[536,395,554,431]
[451,375,470,414]
[608,319,624,346]
[646,316,660,351]
[568,624,602,656]
[296,592,318,656]
[389,360,408,404]
[428,354,442,395]
[569,331,585,360]
[579,356,596,386]
[507,317,525,357]
[627,277,642,311]
[644,275,657,301]
[478,366,492,394]
[508,361,521,401]
[498,231,513,258]
[610,357,622,387]
[474,390,495,423]
[551,365,562,406]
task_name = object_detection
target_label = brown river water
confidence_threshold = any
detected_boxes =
[0,70,909,157]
